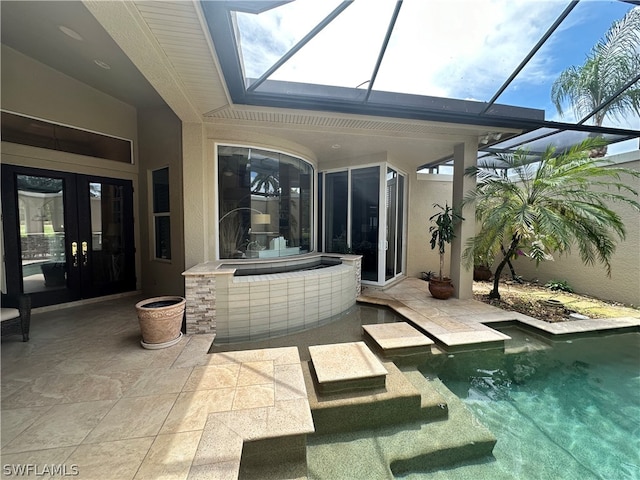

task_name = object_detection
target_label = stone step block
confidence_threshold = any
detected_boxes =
[308,341,387,394]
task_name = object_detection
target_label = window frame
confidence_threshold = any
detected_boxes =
[215,143,316,260]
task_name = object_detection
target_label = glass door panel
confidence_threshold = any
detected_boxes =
[385,169,397,280]
[396,174,405,276]
[385,168,405,281]
[17,174,68,294]
[77,176,135,298]
[324,171,349,253]
[351,167,380,282]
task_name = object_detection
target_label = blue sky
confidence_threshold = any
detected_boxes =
[236,1,639,143]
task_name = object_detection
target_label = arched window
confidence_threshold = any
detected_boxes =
[217,146,314,259]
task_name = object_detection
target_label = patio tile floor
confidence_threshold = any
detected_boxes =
[2,279,637,479]
[1,295,313,480]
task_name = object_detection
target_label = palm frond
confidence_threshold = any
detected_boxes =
[466,136,638,289]
[551,8,640,123]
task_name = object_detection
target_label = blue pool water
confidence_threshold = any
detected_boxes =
[425,330,640,480]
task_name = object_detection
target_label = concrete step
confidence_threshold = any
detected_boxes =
[306,373,497,479]
[303,359,448,435]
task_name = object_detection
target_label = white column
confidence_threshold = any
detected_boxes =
[450,140,477,299]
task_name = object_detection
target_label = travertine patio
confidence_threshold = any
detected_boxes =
[2,277,638,479]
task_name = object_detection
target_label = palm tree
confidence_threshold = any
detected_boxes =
[463,138,640,300]
[551,7,640,156]
[251,172,279,196]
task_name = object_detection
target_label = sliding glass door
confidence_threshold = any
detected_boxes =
[351,167,380,281]
[385,167,405,281]
[322,164,405,285]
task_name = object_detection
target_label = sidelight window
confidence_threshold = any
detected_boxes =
[152,167,171,260]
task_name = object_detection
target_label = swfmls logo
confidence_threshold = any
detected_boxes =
[2,464,79,477]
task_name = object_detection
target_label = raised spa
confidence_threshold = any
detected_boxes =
[183,254,362,341]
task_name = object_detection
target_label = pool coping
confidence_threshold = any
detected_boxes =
[357,278,640,352]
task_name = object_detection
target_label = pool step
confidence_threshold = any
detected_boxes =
[308,342,388,394]
[363,322,434,365]
[303,358,448,435]
[306,374,497,479]
[501,326,553,354]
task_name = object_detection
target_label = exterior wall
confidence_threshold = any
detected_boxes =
[406,173,454,279]
[138,107,185,296]
[182,122,207,269]
[405,153,640,306]
[513,155,640,306]
[1,46,138,152]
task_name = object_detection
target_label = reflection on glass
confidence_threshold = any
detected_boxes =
[351,167,380,282]
[324,171,348,253]
[90,182,125,284]
[218,146,313,259]
[152,168,171,260]
[17,175,66,293]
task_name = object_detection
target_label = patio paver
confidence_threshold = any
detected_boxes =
[2,280,637,479]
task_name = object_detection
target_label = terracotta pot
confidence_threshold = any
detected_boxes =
[135,296,185,349]
[428,278,454,300]
[473,265,492,281]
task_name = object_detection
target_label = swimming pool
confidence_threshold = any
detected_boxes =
[418,329,640,479]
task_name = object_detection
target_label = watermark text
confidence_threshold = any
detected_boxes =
[3,464,79,477]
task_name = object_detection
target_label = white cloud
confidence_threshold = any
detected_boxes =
[374,0,567,99]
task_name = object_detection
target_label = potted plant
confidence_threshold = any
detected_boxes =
[473,251,493,281]
[428,203,464,299]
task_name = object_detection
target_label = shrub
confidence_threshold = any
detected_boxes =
[545,279,574,293]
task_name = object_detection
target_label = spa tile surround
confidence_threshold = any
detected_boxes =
[183,254,362,340]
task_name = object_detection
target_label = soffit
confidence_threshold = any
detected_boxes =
[205,104,509,168]
[131,1,231,116]
[0,0,165,109]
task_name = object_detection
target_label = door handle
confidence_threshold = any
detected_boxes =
[82,241,88,267]
[72,242,78,267]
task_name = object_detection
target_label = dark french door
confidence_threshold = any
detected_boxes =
[2,165,136,307]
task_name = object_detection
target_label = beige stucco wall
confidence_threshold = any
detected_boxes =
[406,173,455,279]
[137,107,185,296]
[405,154,640,306]
[1,45,141,291]
[513,154,640,306]
[1,46,138,150]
